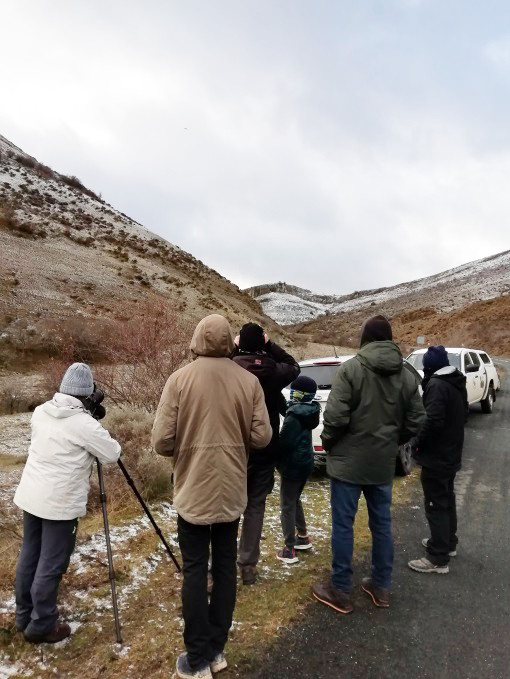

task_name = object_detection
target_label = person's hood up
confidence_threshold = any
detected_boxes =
[190,314,234,359]
[431,366,467,391]
[356,340,403,376]
[286,400,321,426]
[41,392,87,419]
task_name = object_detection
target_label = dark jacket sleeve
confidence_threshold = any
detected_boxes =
[414,381,448,450]
[399,382,425,444]
[265,341,300,389]
[321,365,353,451]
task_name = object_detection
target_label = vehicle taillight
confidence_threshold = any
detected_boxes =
[314,445,324,452]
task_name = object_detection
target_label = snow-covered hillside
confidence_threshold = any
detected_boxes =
[0,134,271,332]
[251,250,510,325]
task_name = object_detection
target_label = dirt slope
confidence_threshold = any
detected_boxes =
[0,135,286,350]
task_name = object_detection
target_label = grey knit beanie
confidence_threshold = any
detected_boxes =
[59,362,94,396]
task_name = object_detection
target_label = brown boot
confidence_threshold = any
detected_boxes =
[312,581,353,614]
[240,565,257,585]
[360,577,390,608]
[25,621,72,644]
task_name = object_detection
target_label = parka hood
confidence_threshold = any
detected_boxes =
[41,392,87,419]
[431,366,467,392]
[190,314,235,359]
[287,400,321,427]
[356,340,403,376]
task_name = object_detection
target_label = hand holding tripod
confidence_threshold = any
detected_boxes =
[97,459,181,644]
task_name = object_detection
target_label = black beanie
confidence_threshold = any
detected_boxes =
[360,315,393,347]
[423,345,449,374]
[239,322,265,352]
[290,375,317,394]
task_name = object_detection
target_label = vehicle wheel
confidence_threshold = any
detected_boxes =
[481,386,495,414]
[395,443,413,476]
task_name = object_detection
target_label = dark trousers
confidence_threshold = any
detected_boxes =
[330,479,393,592]
[15,511,78,635]
[421,467,458,566]
[280,476,307,549]
[177,515,239,670]
[238,462,275,567]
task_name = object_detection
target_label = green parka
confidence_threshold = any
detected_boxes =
[321,341,424,485]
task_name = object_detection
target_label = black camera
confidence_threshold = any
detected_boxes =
[85,384,106,420]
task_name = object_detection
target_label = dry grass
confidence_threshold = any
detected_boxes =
[0,464,417,678]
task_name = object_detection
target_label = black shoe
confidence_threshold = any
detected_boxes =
[240,565,257,585]
[24,621,71,644]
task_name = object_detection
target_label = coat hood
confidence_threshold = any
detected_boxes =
[431,366,467,392]
[356,340,403,376]
[41,392,87,419]
[190,314,235,359]
[287,400,321,427]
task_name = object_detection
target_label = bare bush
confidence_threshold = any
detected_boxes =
[94,301,194,411]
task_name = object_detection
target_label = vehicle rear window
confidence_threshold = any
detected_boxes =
[479,353,492,365]
[300,364,342,389]
[407,352,461,370]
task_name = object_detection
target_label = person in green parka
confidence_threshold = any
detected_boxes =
[312,316,424,614]
[276,376,321,564]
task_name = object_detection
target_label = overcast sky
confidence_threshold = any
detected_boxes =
[2,1,510,294]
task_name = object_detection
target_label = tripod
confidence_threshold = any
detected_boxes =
[97,459,181,644]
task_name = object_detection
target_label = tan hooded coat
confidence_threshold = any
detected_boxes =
[151,314,272,524]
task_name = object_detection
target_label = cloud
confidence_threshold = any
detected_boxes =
[0,0,509,296]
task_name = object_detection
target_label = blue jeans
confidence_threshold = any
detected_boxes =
[330,479,393,592]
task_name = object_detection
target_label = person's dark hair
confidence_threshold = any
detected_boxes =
[239,322,265,352]
[360,315,393,347]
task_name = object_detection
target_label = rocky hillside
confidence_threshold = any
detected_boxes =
[0,135,286,361]
[248,250,510,326]
[247,251,510,356]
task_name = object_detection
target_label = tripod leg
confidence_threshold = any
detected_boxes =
[97,460,123,644]
[117,459,181,572]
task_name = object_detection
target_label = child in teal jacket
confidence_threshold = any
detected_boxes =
[276,376,320,563]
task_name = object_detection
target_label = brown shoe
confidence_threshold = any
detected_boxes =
[240,565,257,585]
[312,581,353,614]
[360,577,390,608]
[25,621,72,644]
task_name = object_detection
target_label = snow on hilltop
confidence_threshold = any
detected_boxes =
[247,250,510,325]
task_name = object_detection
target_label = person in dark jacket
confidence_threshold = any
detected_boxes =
[408,345,468,574]
[233,323,300,584]
[276,375,321,564]
[312,316,424,614]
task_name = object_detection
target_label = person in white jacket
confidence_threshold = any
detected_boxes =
[13,362,121,644]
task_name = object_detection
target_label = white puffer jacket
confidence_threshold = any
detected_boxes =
[14,393,121,520]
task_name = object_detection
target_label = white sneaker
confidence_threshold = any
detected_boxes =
[422,538,457,557]
[176,653,212,678]
[210,653,227,673]
[408,557,449,574]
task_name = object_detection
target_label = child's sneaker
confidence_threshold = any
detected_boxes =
[294,534,312,550]
[276,546,299,564]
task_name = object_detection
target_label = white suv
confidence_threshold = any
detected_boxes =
[282,355,422,475]
[406,347,500,413]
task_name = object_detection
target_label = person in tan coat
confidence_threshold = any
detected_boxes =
[152,314,271,679]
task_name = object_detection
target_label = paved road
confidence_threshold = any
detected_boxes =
[249,370,509,679]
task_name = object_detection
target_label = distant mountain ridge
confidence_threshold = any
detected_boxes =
[247,250,510,326]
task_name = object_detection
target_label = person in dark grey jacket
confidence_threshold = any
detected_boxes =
[408,345,468,574]
[233,323,300,585]
[312,316,424,614]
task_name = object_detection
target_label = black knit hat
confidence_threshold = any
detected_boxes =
[290,375,317,394]
[360,315,393,347]
[423,345,449,374]
[239,322,265,352]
